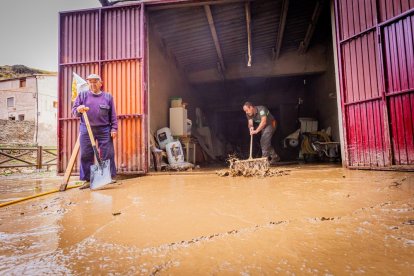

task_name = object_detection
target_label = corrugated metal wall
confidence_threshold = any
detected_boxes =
[335,0,414,169]
[58,4,148,175]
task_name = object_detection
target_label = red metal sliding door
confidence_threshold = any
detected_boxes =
[335,0,414,169]
[58,4,148,174]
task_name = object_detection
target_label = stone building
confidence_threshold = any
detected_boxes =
[0,74,57,146]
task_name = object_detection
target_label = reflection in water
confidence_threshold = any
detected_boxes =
[0,176,65,203]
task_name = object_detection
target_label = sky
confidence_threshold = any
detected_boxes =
[0,0,101,72]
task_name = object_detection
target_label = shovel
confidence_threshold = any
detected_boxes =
[82,111,112,190]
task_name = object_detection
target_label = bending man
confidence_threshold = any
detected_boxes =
[243,102,280,164]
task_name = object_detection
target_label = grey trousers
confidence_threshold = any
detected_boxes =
[260,124,277,158]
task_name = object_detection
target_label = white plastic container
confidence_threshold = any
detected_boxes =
[166,141,185,165]
[156,127,174,150]
[169,107,187,136]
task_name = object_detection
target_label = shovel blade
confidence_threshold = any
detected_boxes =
[90,159,112,190]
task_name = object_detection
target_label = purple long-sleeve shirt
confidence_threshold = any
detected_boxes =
[72,90,118,132]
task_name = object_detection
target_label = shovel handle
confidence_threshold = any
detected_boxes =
[82,112,96,147]
[249,134,253,159]
[82,112,102,165]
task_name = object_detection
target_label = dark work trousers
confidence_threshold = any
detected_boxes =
[79,125,116,181]
[260,124,277,158]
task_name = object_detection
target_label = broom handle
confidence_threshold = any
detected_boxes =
[249,134,253,159]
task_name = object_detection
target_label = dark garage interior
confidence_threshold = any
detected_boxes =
[147,0,341,164]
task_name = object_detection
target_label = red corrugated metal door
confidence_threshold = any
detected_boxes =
[58,4,148,175]
[335,0,414,169]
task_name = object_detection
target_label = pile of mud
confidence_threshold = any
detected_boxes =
[216,157,289,177]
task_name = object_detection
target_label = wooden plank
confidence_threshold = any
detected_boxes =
[59,135,80,191]
[0,150,32,165]
[0,151,35,166]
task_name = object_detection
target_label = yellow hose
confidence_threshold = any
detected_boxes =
[0,184,81,208]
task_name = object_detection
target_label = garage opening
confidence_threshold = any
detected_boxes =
[147,0,340,168]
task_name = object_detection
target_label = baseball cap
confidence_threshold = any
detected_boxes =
[86,74,101,81]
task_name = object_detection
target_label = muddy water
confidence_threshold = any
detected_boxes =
[0,164,413,274]
[0,173,64,203]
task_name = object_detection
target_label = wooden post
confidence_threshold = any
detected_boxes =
[37,146,43,170]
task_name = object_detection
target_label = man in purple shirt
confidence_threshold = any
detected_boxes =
[72,74,118,189]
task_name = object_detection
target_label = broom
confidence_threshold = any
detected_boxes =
[231,134,269,176]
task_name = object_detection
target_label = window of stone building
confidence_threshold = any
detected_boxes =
[7,97,14,107]
[20,79,26,87]
[8,115,15,120]
[18,114,25,121]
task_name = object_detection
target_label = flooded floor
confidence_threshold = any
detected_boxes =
[0,164,413,275]
[0,172,63,204]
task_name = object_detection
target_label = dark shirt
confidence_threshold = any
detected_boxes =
[246,105,275,127]
[72,90,118,132]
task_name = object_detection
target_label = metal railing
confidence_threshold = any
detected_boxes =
[0,146,57,170]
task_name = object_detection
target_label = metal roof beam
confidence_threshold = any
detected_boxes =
[204,6,225,69]
[204,5,226,79]
[245,1,252,67]
[298,0,324,54]
[148,0,254,11]
[274,0,289,59]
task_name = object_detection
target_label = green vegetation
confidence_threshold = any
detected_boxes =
[0,65,54,80]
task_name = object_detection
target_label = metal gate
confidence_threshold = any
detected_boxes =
[335,0,414,169]
[58,4,148,174]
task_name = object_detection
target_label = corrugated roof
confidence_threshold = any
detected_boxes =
[149,0,330,81]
